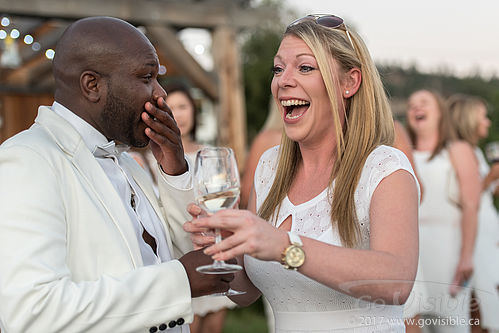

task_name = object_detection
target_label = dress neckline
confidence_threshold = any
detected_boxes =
[284,186,330,210]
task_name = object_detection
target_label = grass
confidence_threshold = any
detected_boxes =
[223,298,268,333]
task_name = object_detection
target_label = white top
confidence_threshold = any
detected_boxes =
[405,148,471,320]
[245,145,419,332]
[414,149,461,228]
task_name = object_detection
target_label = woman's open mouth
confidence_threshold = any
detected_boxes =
[281,99,310,120]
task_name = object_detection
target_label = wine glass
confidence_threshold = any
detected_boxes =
[485,141,499,163]
[193,147,245,296]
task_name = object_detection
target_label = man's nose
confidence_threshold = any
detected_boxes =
[153,80,167,101]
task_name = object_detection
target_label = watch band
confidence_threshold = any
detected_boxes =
[288,231,303,246]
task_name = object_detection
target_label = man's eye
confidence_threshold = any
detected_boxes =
[143,74,153,81]
[271,66,283,75]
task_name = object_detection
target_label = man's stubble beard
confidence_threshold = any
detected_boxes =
[101,86,149,148]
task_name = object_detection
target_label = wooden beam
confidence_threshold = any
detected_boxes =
[146,25,218,100]
[212,25,247,169]
[0,0,274,29]
[3,54,51,86]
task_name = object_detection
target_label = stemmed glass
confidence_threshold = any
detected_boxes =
[485,141,499,163]
[193,147,245,296]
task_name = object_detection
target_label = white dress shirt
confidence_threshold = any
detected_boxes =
[51,101,189,266]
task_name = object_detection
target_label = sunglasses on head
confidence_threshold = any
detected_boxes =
[288,14,355,50]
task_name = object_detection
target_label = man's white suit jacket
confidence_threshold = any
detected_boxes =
[0,106,196,332]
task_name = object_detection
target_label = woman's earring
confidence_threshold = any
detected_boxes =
[345,90,350,96]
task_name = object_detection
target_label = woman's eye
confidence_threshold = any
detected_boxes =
[143,74,153,81]
[271,66,283,75]
[299,65,315,73]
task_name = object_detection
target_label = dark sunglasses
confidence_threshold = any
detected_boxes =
[288,14,354,49]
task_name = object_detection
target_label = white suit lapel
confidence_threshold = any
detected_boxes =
[122,156,175,256]
[35,106,144,267]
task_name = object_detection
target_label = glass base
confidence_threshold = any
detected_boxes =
[196,261,243,274]
[211,288,246,296]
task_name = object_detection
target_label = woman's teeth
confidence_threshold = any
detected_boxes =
[280,99,309,107]
[280,99,310,120]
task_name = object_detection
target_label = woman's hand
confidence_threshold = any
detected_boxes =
[192,209,288,262]
[183,203,216,250]
[449,255,473,297]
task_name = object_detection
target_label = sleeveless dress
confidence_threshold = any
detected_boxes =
[472,148,499,330]
[245,145,418,333]
[405,149,471,331]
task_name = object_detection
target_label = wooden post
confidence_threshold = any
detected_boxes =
[212,25,247,170]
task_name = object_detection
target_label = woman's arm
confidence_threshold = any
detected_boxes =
[448,141,481,293]
[197,170,419,305]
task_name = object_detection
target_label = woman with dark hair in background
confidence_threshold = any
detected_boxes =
[164,82,237,333]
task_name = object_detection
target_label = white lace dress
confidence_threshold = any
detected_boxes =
[245,145,418,332]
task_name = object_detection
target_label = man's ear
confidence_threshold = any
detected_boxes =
[80,71,104,103]
[342,67,362,99]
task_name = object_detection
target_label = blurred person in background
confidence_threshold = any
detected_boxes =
[186,14,420,332]
[164,83,204,165]
[240,98,283,210]
[164,82,237,333]
[448,94,499,333]
[404,90,481,333]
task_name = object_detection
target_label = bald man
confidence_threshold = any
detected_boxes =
[0,17,232,333]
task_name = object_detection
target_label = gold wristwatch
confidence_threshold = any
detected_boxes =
[281,232,305,270]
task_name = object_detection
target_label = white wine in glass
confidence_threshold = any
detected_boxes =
[193,147,245,296]
[485,142,499,163]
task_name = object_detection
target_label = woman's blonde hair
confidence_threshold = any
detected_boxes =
[406,90,455,160]
[448,94,486,145]
[258,20,394,248]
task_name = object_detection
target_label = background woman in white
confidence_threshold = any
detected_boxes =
[448,94,499,333]
[405,90,481,333]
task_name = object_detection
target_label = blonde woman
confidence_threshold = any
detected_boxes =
[186,14,419,332]
[404,90,481,333]
[448,94,499,333]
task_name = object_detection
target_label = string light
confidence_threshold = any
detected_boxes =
[31,42,41,51]
[45,48,55,59]
[194,44,205,55]
[23,34,34,45]
[10,29,20,39]
[1,17,9,27]
[0,30,6,39]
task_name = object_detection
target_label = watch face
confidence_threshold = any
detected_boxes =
[285,245,305,268]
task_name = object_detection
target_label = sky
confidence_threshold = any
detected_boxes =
[283,0,499,78]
